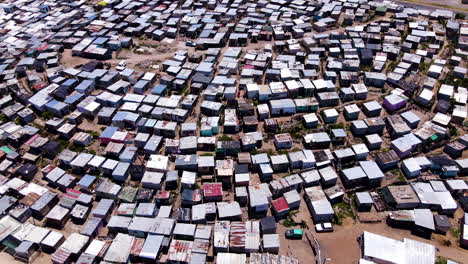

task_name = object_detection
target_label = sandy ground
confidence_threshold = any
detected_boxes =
[317,219,468,263]
[0,253,24,264]
[277,204,468,264]
[61,38,192,73]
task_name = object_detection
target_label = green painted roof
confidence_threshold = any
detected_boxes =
[376,6,387,12]
[0,146,13,154]
[293,229,303,235]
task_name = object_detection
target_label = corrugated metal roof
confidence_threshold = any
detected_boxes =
[272,197,289,212]
[51,247,72,264]
[103,233,134,263]
[362,231,435,264]
[140,234,163,260]
[203,182,223,197]
[167,239,194,263]
[230,222,246,251]
[0,216,21,241]
[217,252,246,264]
[61,233,90,255]
[84,239,109,257]
[195,225,212,240]
[214,221,230,249]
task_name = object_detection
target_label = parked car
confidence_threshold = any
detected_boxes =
[185,41,196,47]
[116,60,127,71]
[315,222,333,232]
[285,229,303,239]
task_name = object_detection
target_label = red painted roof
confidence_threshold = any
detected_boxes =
[64,188,81,199]
[203,183,223,197]
[272,197,289,212]
[37,44,49,51]
[156,191,170,199]
[25,134,40,145]
[34,82,48,90]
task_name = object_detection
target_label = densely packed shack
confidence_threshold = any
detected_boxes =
[0,0,466,263]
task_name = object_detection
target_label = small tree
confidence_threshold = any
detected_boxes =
[455,13,465,20]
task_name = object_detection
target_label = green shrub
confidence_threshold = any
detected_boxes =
[41,111,54,120]
[218,135,233,141]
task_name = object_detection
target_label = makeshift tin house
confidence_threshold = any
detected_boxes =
[141,171,164,190]
[38,230,64,255]
[80,217,103,238]
[355,192,374,212]
[271,197,289,219]
[304,186,334,222]
[30,192,59,219]
[45,205,70,228]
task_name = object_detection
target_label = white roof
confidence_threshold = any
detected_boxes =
[41,231,64,248]
[61,233,90,255]
[0,216,21,241]
[402,158,421,172]
[103,233,134,263]
[323,108,338,117]
[217,253,246,264]
[432,112,451,126]
[140,234,163,260]
[362,231,435,264]
[352,143,369,155]
[360,259,377,264]
[418,89,434,101]
[141,171,164,185]
[89,155,106,168]
[217,202,242,218]
[24,225,50,244]
[463,225,468,242]
[147,155,169,171]
[181,171,196,185]
[157,205,172,218]
[85,239,108,256]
